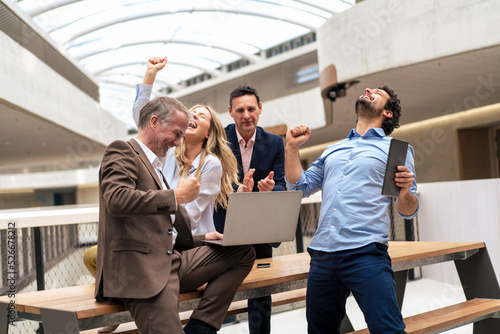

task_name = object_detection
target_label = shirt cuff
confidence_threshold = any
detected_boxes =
[135,84,153,101]
[398,201,419,219]
[285,172,305,190]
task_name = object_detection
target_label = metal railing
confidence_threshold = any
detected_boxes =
[1,205,98,333]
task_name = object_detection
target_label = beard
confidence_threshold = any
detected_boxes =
[355,98,383,119]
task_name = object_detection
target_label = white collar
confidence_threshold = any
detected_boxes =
[135,137,164,171]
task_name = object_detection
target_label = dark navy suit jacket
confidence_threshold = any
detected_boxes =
[213,124,286,258]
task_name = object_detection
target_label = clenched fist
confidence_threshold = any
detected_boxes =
[174,177,200,204]
[286,125,311,149]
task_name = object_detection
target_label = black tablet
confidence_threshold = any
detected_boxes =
[381,139,409,197]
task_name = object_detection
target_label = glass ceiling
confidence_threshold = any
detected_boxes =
[12,0,355,127]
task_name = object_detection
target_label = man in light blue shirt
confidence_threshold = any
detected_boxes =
[285,86,418,334]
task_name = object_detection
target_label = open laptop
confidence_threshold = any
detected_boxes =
[204,190,303,246]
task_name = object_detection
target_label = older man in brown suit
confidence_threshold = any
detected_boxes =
[95,96,255,334]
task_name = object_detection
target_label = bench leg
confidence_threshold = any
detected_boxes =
[0,302,9,334]
[40,308,79,334]
[394,270,408,310]
[340,315,354,333]
[455,247,500,299]
[473,318,500,333]
[454,247,500,334]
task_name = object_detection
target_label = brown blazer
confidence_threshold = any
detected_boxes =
[95,138,204,300]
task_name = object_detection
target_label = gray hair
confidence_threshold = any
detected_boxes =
[138,96,192,129]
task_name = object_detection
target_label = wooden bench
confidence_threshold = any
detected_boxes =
[348,298,500,334]
[2,241,499,334]
[80,288,307,334]
[0,254,309,333]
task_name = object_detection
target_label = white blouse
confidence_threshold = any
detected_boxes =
[133,84,222,234]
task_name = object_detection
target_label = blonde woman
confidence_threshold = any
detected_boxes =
[133,56,239,233]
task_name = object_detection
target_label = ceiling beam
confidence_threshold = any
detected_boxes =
[56,9,319,45]
[73,39,261,64]
[93,60,222,78]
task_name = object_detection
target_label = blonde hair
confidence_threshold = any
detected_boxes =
[175,105,239,209]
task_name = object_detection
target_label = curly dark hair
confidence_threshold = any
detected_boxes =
[379,85,401,135]
[229,85,260,109]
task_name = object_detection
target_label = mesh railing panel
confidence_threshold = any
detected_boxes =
[1,222,97,333]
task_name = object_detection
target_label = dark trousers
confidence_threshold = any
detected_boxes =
[248,243,273,334]
[306,243,407,334]
[248,296,272,334]
[121,245,255,334]
[214,209,275,334]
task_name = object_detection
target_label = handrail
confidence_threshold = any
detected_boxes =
[300,191,322,204]
[0,193,323,230]
[0,204,99,230]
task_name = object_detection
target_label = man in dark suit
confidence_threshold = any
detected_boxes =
[213,85,286,334]
[95,96,255,334]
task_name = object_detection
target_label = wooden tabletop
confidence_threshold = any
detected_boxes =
[0,241,486,320]
[389,241,485,264]
[235,241,485,290]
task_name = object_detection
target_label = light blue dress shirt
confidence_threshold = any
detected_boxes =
[289,128,419,252]
[133,84,222,235]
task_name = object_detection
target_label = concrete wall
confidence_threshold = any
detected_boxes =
[0,30,126,146]
[394,103,500,182]
[0,168,99,208]
[317,0,500,83]
[417,179,500,286]
[0,168,99,191]
[0,190,55,209]
[77,185,99,205]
